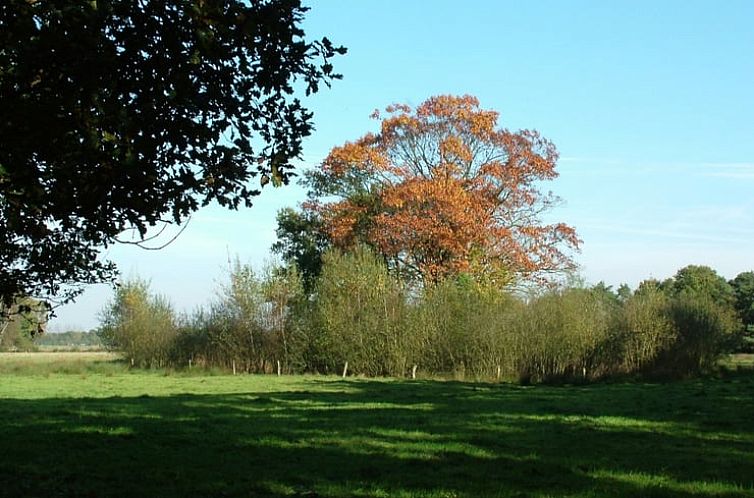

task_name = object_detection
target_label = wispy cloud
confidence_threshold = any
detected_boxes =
[698,162,754,180]
[580,222,754,245]
[578,198,754,247]
[701,162,754,169]
[559,157,754,177]
[703,171,754,180]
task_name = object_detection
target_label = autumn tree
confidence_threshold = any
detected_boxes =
[0,0,345,309]
[304,95,580,285]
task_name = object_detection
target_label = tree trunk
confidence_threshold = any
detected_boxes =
[0,319,8,346]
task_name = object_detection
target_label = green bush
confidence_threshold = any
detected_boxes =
[205,261,267,372]
[655,296,741,377]
[94,257,743,382]
[411,278,519,380]
[98,278,177,368]
[618,286,676,374]
[310,246,409,376]
[512,288,617,384]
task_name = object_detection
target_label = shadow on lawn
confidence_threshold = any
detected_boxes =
[1,376,753,498]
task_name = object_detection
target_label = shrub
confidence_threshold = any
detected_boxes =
[98,278,177,368]
[655,296,741,376]
[512,288,617,383]
[411,278,519,380]
[311,246,409,376]
[618,286,676,374]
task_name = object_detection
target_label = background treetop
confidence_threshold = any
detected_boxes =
[0,0,345,308]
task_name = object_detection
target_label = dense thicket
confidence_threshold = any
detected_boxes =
[97,253,745,382]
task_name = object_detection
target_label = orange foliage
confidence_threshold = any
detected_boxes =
[310,95,581,284]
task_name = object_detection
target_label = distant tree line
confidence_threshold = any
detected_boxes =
[34,330,103,350]
[97,249,750,382]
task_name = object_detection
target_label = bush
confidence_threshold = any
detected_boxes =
[94,257,743,383]
[310,246,409,376]
[655,296,741,377]
[204,261,267,372]
[98,278,177,367]
[618,286,676,374]
[411,278,519,380]
[512,288,617,383]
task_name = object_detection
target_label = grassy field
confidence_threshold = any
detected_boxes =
[0,354,753,497]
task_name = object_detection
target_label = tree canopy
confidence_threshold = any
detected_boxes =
[272,207,328,292]
[0,0,345,308]
[663,265,735,306]
[302,95,580,285]
[730,271,754,328]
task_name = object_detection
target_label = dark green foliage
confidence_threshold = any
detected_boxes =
[731,271,754,326]
[195,261,306,372]
[665,265,735,306]
[616,283,632,303]
[730,271,754,352]
[0,0,345,306]
[656,296,741,376]
[1,368,753,497]
[272,207,329,292]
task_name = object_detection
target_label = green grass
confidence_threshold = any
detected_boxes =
[0,355,753,497]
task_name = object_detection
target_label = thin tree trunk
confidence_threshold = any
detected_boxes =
[0,319,9,346]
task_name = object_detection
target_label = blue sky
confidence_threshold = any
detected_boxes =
[50,1,754,331]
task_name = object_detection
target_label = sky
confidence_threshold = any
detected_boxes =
[49,0,754,331]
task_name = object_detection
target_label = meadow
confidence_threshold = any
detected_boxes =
[0,353,753,497]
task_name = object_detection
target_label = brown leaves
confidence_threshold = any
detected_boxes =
[310,94,581,285]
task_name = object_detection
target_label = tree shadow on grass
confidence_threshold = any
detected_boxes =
[1,375,753,497]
